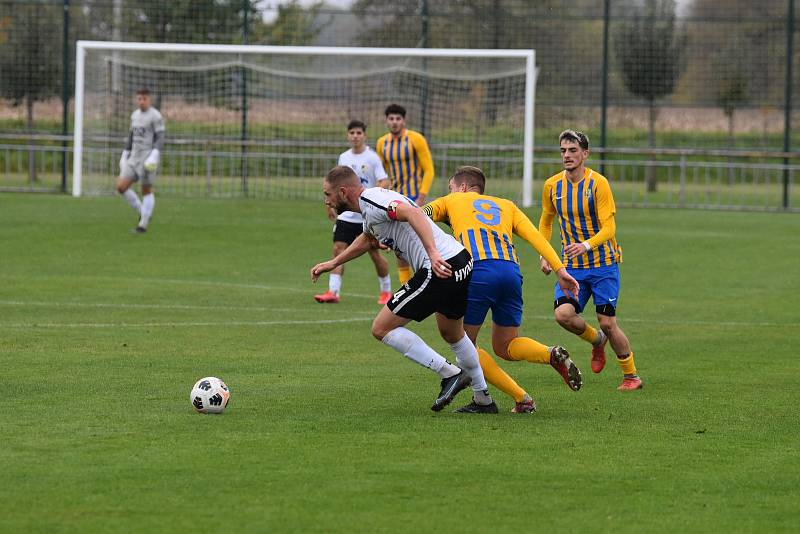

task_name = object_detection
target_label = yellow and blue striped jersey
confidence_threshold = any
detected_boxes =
[423,192,564,271]
[539,167,622,269]
[375,129,434,201]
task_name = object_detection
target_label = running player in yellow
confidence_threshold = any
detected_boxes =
[376,104,435,286]
[539,130,642,391]
[424,166,583,413]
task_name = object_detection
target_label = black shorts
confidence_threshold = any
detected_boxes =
[333,220,363,245]
[387,249,473,322]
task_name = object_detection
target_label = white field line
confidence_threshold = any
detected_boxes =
[0,274,378,300]
[0,300,376,314]
[0,317,373,329]
[1,276,792,329]
[523,314,796,328]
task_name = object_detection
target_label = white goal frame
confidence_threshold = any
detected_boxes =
[73,41,536,205]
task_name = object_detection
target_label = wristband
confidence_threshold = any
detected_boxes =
[582,241,591,252]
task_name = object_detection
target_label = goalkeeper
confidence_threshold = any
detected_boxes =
[116,87,165,234]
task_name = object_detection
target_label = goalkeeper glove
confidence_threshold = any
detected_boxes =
[119,150,130,173]
[144,149,160,172]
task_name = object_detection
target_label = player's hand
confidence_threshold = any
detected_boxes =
[565,242,590,259]
[144,149,160,172]
[429,251,452,279]
[556,268,580,301]
[540,257,553,275]
[310,260,336,282]
[326,207,337,221]
[416,193,426,206]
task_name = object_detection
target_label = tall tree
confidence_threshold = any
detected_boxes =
[615,0,686,192]
[714,43,749,149]
[252,0,324,45]
[0,3,62,182]
[124,0,256,43]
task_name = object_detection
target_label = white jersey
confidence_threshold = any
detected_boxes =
[129,107,165,160]
[337,147,387,224]
[359,188,464,272]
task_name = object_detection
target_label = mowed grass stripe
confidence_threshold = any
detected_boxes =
[0,193,797,532]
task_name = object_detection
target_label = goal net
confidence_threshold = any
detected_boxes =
[73,42,536,205]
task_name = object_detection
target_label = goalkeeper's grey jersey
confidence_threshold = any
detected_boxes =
[359,187,464,272]
[129,107,165,157]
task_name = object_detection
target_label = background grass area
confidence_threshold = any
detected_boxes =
[1,194,798,532]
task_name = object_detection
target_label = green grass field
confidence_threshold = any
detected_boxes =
[1,194,798,532]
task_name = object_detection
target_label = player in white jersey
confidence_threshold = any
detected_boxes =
[311,165,498,413]
[116,88,165,234]
[315,120,393,305]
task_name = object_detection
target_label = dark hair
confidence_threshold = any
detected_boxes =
[325,165,359,186]
[347,119,367,132]
[451,166,486,194]
[136,87,151,96]
[384,104,406,118]
[559,129,589,150]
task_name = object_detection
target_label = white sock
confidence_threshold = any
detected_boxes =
[449,334,491,397]
[378,275,391,293]
[382,327,459,378]
[122,189,141,213]
[329,273,342,295]
[139,193,155,228]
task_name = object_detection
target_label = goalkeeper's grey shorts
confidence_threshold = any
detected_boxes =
[121,158,157,186]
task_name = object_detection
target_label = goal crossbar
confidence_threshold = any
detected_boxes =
[72,41,536,204]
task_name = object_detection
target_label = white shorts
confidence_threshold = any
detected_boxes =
[121,159,157,186]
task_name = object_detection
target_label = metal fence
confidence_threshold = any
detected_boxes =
[3,133,796,211]
[2,0,800,210]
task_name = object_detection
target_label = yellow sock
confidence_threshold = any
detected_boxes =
[397,266,412,285]
[477,347,527,402]
[617,352,637,376]
[579,325,599,345]
[506,337,551,364]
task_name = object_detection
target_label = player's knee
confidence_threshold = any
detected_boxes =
[371,320,390,341]
[438,327,463,345]
[492,338,510,360]
[554,305,575,326]
[597,315,616,334]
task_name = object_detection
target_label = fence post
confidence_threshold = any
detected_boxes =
[599,0,610,176]
[240,0,250,197]
[784,0,795,209]
[679,155,686,207]
[205,141,212,196]
[61,0,70,193]
[419,0,429,137]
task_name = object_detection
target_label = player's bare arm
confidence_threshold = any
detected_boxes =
[392,202,451,278]
[311,232,374,282]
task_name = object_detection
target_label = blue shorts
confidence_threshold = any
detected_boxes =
[464,260,523,327]
[554,264,620,314]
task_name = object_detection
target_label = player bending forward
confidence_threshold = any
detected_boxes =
[315,120,393,305]
[424,166,582,413]
[116,88,165,234]
[539,130,642,391]
[311,165,497,413]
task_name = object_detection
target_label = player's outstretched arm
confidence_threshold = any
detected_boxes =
[311,232,373,282]
[538,182,557,274]
[393,202,451,279]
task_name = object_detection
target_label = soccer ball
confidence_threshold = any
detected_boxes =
[190,377,230,414]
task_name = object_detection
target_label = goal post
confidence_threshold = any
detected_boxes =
[73,41,537,205]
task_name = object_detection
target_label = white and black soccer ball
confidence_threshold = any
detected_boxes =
[190,377,230,414]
